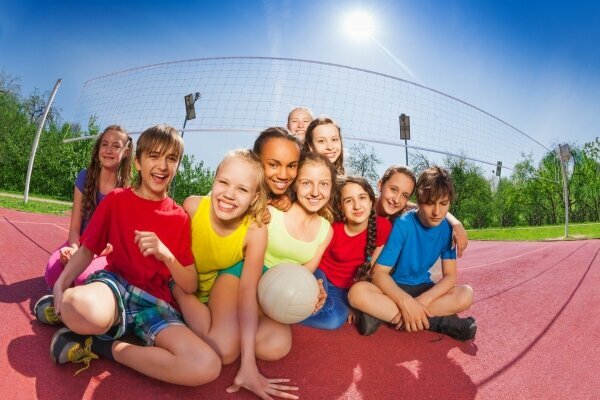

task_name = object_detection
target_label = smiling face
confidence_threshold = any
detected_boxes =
[98,129,129,171]
[211,156,260,224]
[340,182,373,228]
[259,137,301,196]
[417,196,450,227]
[294,161,332,214]
[287,109,313,141]
[308,123,342,164]
[377,172,415,217]
[134,145,179,201]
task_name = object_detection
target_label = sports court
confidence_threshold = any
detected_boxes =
[2,207,598,399]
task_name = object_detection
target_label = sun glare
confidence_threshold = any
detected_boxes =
[343,10,375,41]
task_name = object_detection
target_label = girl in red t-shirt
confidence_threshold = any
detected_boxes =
[301,176,392,330]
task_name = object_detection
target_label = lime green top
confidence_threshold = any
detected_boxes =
[264,206,330,268]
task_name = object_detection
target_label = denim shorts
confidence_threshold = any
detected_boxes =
[86,270,185,345]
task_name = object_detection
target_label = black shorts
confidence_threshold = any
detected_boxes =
[397,282,435,297]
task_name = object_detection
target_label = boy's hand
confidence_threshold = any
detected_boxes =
[452,223,468,257]
[313,279,327,314]
[134,230,173,263]
[347,309,357,324]
[398,297,431,332]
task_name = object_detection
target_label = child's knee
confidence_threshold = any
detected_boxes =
[256,328,291,361]
[348,282,369,308]
[457,285,474,310]
[185,348,222,386]
[219,342,241,365]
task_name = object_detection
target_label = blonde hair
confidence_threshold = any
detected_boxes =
[215,148,268,226]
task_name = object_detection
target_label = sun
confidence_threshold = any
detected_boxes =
[343,10,375,41]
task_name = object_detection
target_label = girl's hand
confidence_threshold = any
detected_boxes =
[452,223,468,257]
[52,281,65,316]
[261,207,272,225]
[58,245,77,265]
[390,311,404,330]
[398,297,431,332]
[134,230,173,263]
[270,194,292,212]
[226,365,299,400]
[313,279,327,314]
[347,309,357,324]
[99,243,113,257]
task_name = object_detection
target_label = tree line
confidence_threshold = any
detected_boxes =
[2,71,598,228]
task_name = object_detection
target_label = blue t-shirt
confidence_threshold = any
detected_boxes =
[75,169,107,234]
[376,210,456,286]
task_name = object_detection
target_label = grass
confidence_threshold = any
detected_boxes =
[0,196,71,215]
[468,222,600,241]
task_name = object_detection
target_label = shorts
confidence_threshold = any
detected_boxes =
[397,282,435,298]
[195,260,269,303]
[86,270,185,345]
[218,260,269,279]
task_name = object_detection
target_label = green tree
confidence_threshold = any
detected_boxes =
[346,142,382,187]
[171,154,214,204]
[443,156,493,228]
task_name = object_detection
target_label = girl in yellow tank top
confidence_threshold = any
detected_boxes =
[172,149,296,399]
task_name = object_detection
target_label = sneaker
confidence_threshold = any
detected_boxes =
[34,294,61,325]
[355,310,382,336]
[430,315,477,341]
[50,327,99,375]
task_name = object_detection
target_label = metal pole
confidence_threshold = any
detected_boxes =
[404,138,408,166]
[24,79,62,203]
[560,157,569,238]
[170,117,188,197]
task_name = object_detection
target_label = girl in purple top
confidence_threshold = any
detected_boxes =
[43,125,132,289]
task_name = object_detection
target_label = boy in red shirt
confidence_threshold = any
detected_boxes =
[48,125,221,385]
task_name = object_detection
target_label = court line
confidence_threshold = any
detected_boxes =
[461,245,553,270]
[0,220,68,232]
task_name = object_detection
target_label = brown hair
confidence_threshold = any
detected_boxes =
[303,117,345,175]
[252,126,301,157]
[215,148,269,226]
[82,125,132,222]
[337,176,378,282]
[134,124,184,188]
[416,166,455,204]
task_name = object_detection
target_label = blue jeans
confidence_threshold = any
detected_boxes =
[301,268,350,330]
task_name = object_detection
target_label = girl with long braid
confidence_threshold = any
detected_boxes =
[301,176,392,330]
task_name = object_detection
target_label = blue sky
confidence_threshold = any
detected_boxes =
[1,0,599,169]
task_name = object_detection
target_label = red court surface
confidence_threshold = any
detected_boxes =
[1,207,599,399]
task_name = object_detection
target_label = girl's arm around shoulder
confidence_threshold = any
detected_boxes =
[445,212,468,257]
[182,195,203,218]
[303,225,333,273]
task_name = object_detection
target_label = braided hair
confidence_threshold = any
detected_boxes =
[337,176,378,282]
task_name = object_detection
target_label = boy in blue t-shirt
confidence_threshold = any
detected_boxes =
[348,166,476,341]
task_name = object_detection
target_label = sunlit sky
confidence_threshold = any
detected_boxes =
[2,0,599,168]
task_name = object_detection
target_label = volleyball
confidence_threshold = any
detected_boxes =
[258,263,319,324]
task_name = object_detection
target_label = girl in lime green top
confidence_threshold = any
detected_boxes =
[262,152,337,318]
[173,149,297,399]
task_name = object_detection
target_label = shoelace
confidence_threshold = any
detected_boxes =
[70,337,99,376]
[44,306,61,324]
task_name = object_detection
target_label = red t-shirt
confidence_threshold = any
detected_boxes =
[319,216,392,289]
[80,188,194,306]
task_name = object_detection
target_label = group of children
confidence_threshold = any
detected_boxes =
[32,108,476,399]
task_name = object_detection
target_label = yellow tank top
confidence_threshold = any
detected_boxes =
[191,196,250,301]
